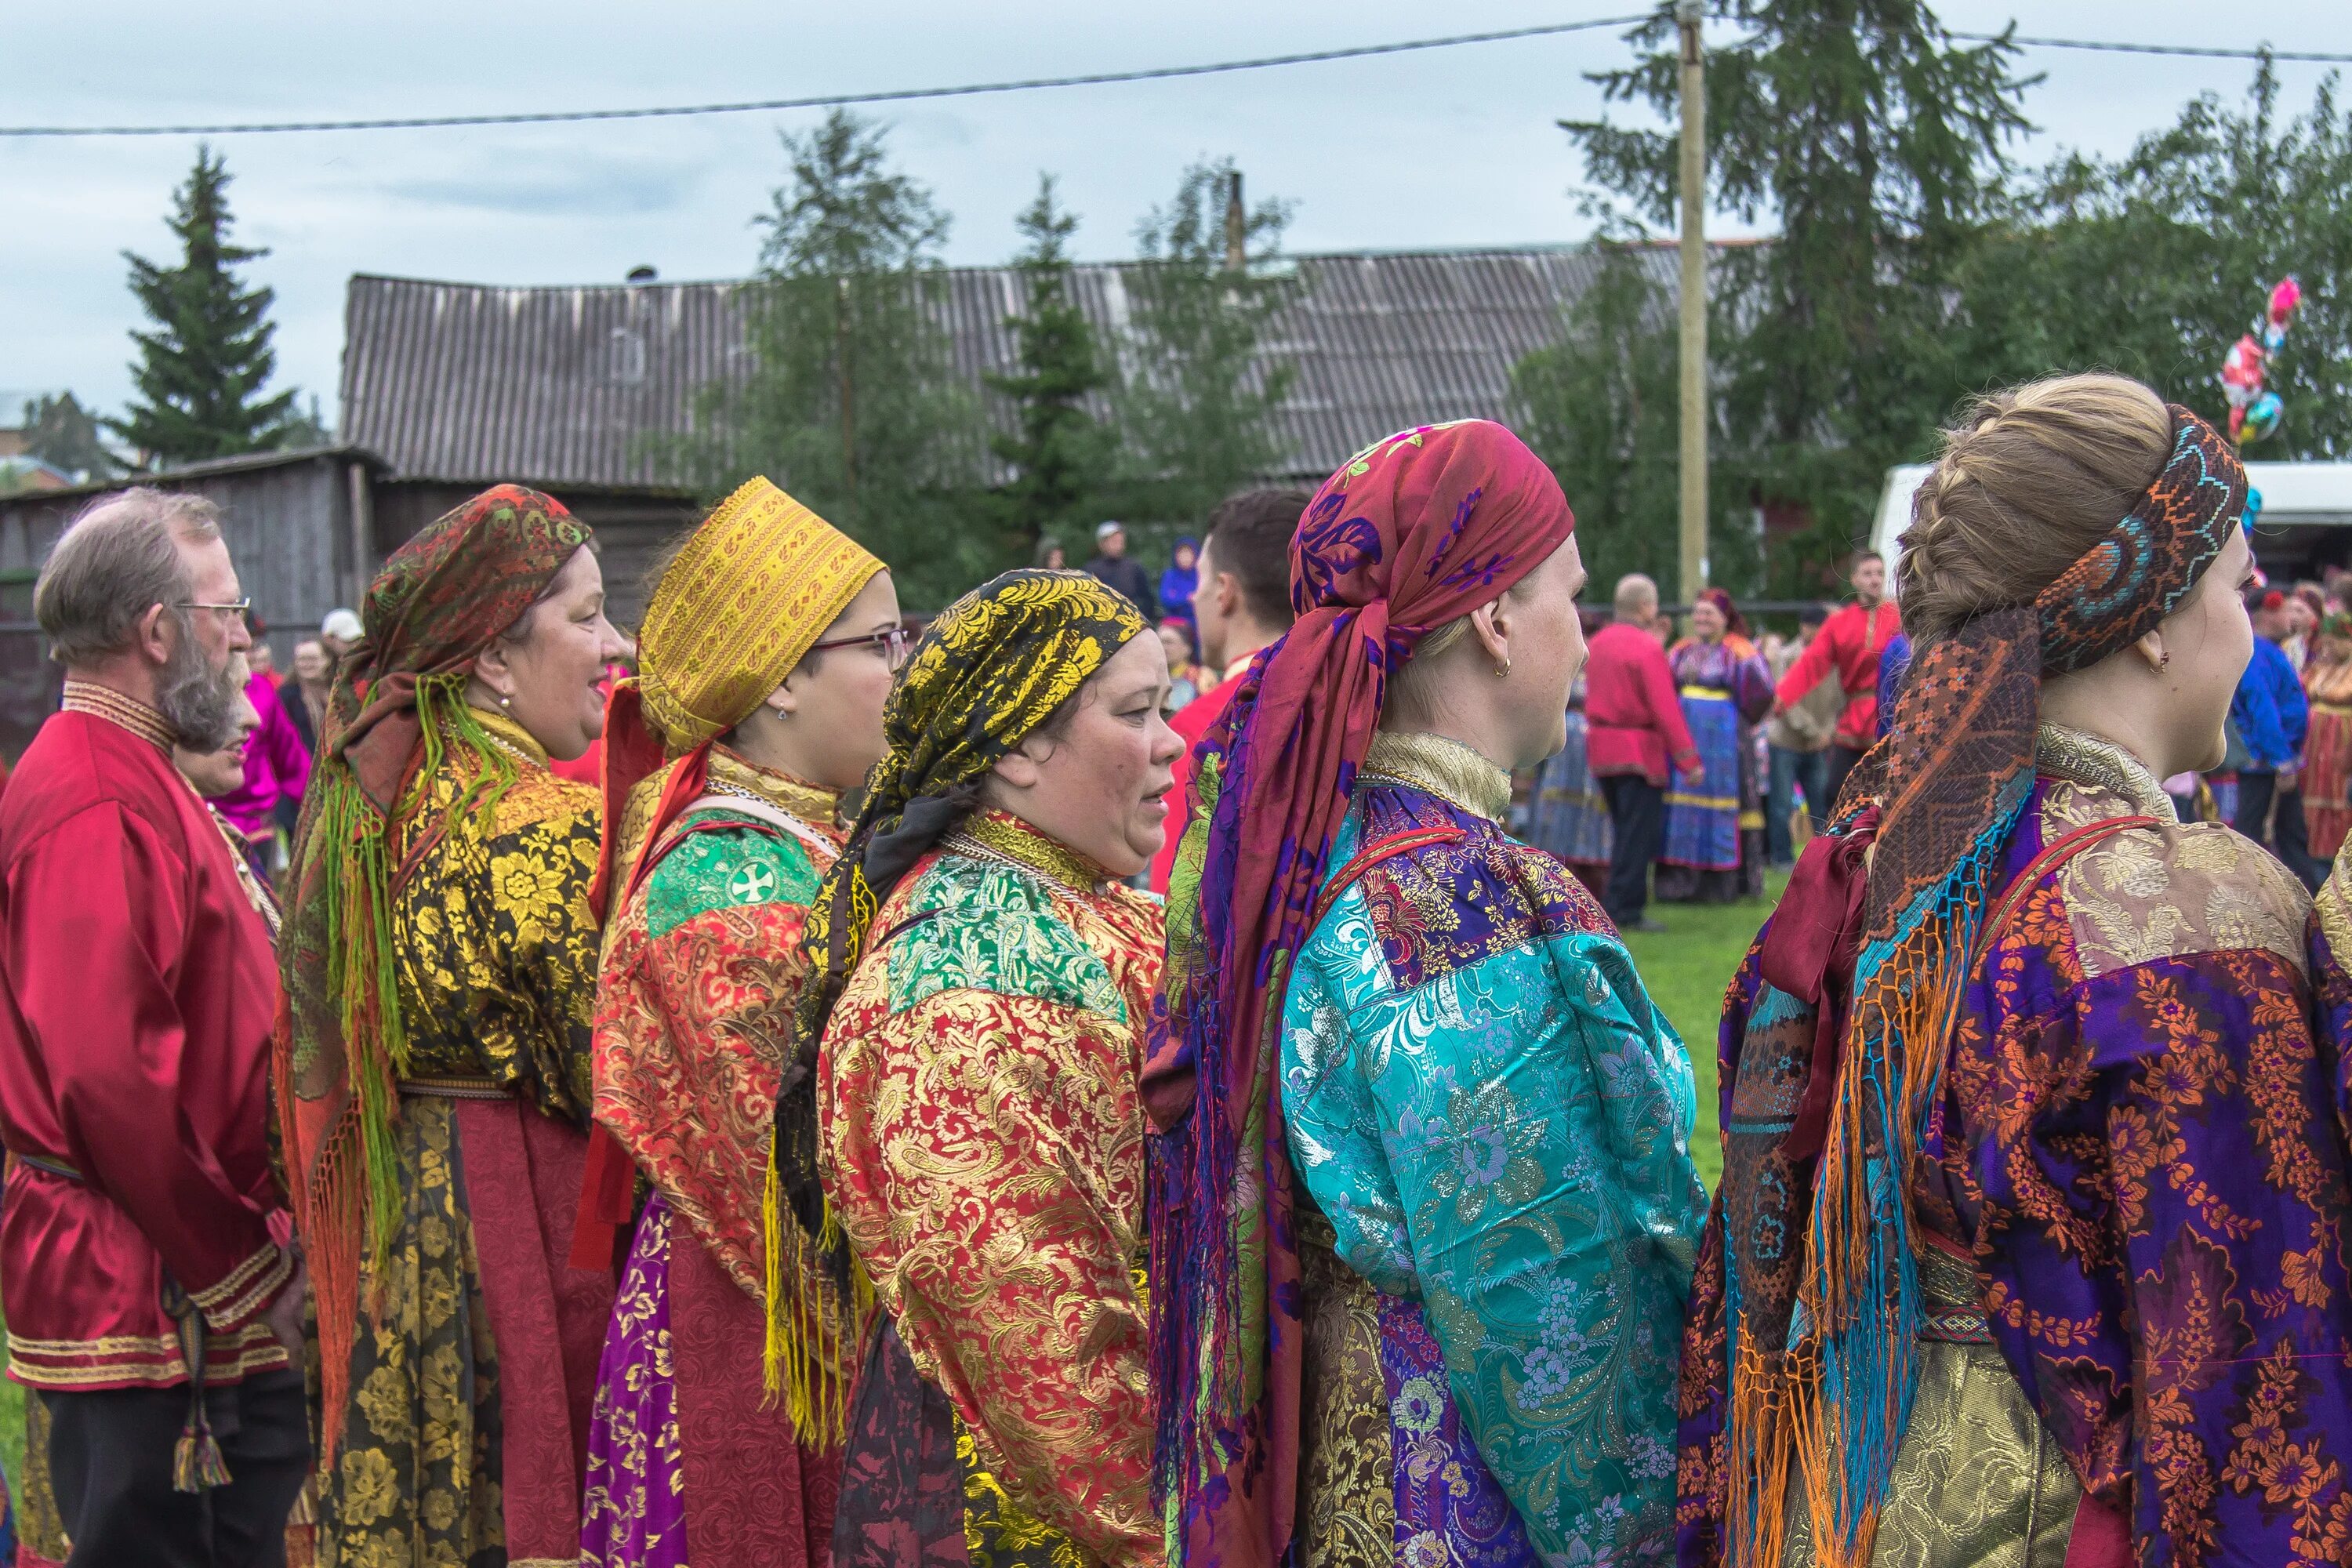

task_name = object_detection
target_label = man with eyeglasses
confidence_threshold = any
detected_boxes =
[0,488,310,1566]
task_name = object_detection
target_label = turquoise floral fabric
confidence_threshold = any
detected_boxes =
[1281,784,1708,1565]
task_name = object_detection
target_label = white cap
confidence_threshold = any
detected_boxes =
[321,608,364,643]
[1095,520,1123,542]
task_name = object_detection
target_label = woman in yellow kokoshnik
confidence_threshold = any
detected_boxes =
[796,569,1178,1568]
[577,477,899,1568]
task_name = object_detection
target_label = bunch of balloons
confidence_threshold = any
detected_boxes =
[2220,275,2303,445]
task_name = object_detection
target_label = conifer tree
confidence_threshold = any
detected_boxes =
[1115,158,1298,533]
[684,109,990,608]
[986,175,1114,550]
[113,147,299,464]
[1546,2,2032,588]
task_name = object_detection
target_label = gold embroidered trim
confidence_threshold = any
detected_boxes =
[1360,730,1512,823]
[187,1239,285,1315]
[705,749,844,832]
[202,1246,293,1330]
[2035,724,2176,822]
[7,1323,287,1387]
[946,808,1109,892]
[205,805,282,938]
[60,681,174,750]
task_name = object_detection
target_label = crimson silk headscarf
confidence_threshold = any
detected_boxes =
[1145,420,1574,1566]
[277,485,590,1457]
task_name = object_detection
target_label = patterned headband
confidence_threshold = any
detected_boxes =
[2033,403,2246,675]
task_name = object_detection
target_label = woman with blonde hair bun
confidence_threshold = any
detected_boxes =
[1678,372,2352,1566]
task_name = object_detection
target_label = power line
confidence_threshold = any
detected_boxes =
[1958,31,2352,64]
[0,15,1647,138]
[3,17,2340,140]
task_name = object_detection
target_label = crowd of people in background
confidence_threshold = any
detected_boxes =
[1545,543,2352,927]
[16,384,2352,1568]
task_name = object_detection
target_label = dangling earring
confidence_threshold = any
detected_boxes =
[499,692,512,708]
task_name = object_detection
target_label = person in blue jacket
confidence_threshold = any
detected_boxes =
[2233,586,2321,886]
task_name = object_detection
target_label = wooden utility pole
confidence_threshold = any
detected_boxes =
[1676,0,1708,601]
[1225,170,1246,274]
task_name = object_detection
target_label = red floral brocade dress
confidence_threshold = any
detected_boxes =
[820,808,1166,1568]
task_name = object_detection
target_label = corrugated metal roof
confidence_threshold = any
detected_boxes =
[341,244,1695,488]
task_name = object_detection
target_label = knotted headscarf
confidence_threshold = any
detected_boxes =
[760,567,1146,1385]
[589,477,882,920]
[276,485,591,1456]
[1740,404,2245,1568]
[1145,420,1575,1566]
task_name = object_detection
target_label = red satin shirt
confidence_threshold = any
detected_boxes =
[0,696,291,1389]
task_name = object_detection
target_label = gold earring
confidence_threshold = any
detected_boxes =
[1494,657,1512,678]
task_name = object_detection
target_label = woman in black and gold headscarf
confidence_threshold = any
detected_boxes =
[790,569,1178,1568]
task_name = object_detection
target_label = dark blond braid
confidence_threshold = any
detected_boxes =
[1897,373,2172,650]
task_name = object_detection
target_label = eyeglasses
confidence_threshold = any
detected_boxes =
[176,598,252,622]
[808,625,912,670]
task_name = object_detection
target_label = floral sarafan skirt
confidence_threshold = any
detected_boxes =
[314,1094,610,1568]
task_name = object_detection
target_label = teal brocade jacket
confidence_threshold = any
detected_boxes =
[1281,739,1708,1566]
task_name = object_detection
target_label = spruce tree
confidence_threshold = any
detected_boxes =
[1115,158,1298,535]
[985,175,1114,551]
[682,109,991,608]
[1552,2,2033,588]
[112,147,298,465]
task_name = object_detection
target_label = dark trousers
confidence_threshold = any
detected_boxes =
[1601,772,1665,924]
[1766,745,1830,866]
[42,1367,309,1568]
[1820,743,1866,823]
[2238,771,2325,890]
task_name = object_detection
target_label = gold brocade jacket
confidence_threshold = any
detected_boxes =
[387,706,603,1117]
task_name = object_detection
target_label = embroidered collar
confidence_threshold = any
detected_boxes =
[944,808,1110,893]
[706,748,845,836]
[2037,724,2176,822]
[473,705,551,769]
[204,805,282,940]
[61,681,175,751]
[1359,730,1513,824]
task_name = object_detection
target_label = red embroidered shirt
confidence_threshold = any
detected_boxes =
[1772,599,1902,750]
[0,691,290,1389]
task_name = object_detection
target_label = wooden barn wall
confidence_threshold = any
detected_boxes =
[0,457,364,759]
[372,481,700,630]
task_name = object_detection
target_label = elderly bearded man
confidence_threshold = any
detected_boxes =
[0,489,308,1567]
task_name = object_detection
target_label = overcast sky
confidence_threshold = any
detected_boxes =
[2,1,2344,423]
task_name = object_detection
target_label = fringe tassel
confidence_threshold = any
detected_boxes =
[165,1282,231,1493]
[1779,792,2023,1568]
[295,681,524,1459]
[759,1149,869,1449]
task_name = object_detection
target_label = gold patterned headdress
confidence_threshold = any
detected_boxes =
[637,477,883,751]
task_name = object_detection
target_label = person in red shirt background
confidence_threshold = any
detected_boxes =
[1584,572,1701,931]
[1148,487,1310,895]
[1771,549,1901,815]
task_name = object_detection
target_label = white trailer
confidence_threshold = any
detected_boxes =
[1870,459,2352,580]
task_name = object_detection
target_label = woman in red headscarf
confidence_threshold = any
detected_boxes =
[1147,421,1708,1567]
[278,485,630,1568]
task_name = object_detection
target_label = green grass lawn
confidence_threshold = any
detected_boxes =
[1,1299,20,1494]
[1619,869,1787,1190]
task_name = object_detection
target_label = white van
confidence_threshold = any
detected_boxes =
[1869,459,2352,580]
